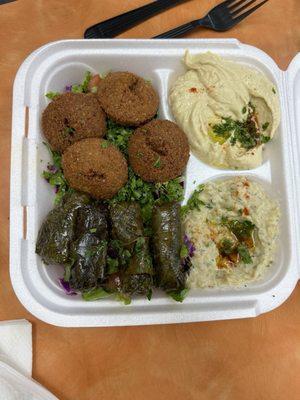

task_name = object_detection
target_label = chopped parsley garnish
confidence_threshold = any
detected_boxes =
[106,119,133,155]
[180,244,189,258]
[167,288,189,303]
[222,218,255,241]
[89,228,97,233]
[181,184,206,215]
[42,143,71,204]
[82,287,111,301]
[147,289,152,301]
[211,103,271,150]
[110,167,183,229]
[272,87,276,94]
[107,257,119,274]
[154,178,184,204]
[219,239,235,255]
[153,157,161,168]
[45,91,60,100]
[262,122,270,131]
[261,135,271,143]
[71,71,92,94]
[100,141,109,149]
[237,244,252,264]
[115,293,131,305]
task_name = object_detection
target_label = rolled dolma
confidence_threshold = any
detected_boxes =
[109,202,143,247]
[109,202,154,296]
[36,192,90,264]
[69,233,107,290]
[122,237,154,295]
[75,203,108,240]
[152,202,185,290]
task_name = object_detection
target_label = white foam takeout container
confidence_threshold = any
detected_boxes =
[10,39,300,327]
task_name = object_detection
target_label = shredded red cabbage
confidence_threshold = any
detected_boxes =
[65,85,72,92]
[47,164,58,173]
[59,278,77,295]
[184,234,195,257]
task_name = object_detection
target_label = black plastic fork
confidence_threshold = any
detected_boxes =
[154,0,269,38]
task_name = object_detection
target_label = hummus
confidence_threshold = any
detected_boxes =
[183,177,280,288]
[169,52,281,169]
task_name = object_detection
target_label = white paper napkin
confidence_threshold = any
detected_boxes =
[0,319,32,377]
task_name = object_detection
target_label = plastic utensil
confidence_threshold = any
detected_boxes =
[154,0,269,38]
[84,0,190,39]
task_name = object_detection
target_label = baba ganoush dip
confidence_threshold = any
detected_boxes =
[169,52,281,169]
[182,177,280,288]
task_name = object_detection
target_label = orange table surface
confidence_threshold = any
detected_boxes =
[0,1,300,399]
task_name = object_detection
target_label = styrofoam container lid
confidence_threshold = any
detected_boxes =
[10,39,300,327]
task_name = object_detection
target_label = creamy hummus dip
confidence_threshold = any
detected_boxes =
[169,52,281,169]
[183,177,280,288]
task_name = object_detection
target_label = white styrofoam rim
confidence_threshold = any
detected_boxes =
[10,39,300,327]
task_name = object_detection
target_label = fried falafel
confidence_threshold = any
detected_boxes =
[62,138,128,199]
[97,72,159,127]
[128,119,189,183]
[42,92,106,152]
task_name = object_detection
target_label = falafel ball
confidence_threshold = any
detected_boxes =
[97,72,159,127]
[62,138,128,200]
[128,119,189,183]
[42,92,106,152]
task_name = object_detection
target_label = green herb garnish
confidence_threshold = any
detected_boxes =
[45,91,60,100]
[42,143,72,204]
[181,184,206,215]
[89,228,97,233]
[82,287,111,301]
[180,244,189,258]
[272,87,276,94]
[147,289,152,301]
[261,135,271,143]
[71,71,92,94]
[242,106,247,114]
[42,169,69,205]
[212,109,265,150]
[262,122,270,131]
[101,141,109,149]
[237,244,252,264]
[154,178,184,204]
[222,218,255,241]
[115,293,131,305]
[107,257,119,274]
[219,239,235,255]
[106,119,133,155]
[43,142,62,168]
[153,157,161,168]
[167,288,189,303]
